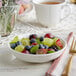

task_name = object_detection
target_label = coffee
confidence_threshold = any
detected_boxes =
[41,2,60,4]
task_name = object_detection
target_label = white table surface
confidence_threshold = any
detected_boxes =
[0,3,76,76]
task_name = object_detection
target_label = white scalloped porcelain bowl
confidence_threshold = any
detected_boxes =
[8,33,67,63]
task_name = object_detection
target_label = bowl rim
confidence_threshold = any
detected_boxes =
[8,33,67,56]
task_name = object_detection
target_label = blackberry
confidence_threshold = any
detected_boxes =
[16,41,22,46]
[30,39,36,44]
[39,44,45,49]
[40,37,44,41]
[29,34,37,40]
[49,45,58,51]
[25,45,31,51]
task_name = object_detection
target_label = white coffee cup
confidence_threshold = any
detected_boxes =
[32,0,71,27]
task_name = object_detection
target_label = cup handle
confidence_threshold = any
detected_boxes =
[60,3,71,21]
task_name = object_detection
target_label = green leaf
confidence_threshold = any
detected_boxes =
[47,51,55,53]
[36,38,41,44]
[30,45,39,54]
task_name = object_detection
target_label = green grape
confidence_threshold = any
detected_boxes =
[53,37,59,43]
[36,38,41,44]
[30,45,39,54]
[42,38,54,47]
[15,45,24,52]
[21,38,30,46]
[10,36,19,44]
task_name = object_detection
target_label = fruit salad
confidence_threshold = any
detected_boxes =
[10,33,63,54]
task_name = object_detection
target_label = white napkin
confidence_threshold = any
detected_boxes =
[46,32,73,76]
[51,46,70,76]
